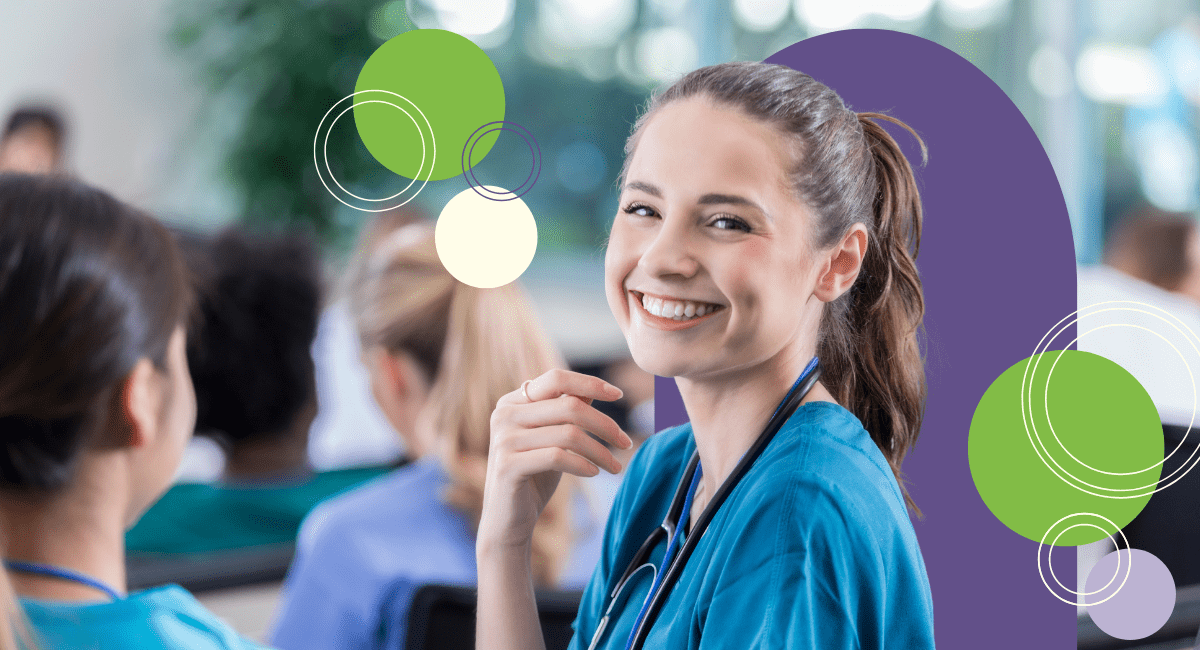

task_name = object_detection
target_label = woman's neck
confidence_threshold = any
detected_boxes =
[223,432,312,482]
[0,455,130,601]
[676,347,833,505]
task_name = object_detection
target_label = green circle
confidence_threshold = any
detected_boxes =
[354,29,504,182]
[968,350,1163,545]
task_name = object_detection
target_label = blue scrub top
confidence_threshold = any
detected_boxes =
[270,456,605,650]
[21,585,268,650]
[570,401,935,650]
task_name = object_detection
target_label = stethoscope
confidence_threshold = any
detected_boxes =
[589,357,822,650]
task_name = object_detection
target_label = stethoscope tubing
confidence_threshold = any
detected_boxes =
[604,358,821,650]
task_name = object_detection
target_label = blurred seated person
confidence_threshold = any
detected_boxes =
[0,105,66,174]
[1104,205,1200,302]
[1080,204,1200,424]
[269,213,604,650]
[0,173,263,649]
[126,228,390,556]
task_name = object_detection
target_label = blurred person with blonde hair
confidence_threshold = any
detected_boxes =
[269,212,603,650]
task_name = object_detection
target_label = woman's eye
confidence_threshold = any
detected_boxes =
[712,216,751,232]
[623,203,657,218]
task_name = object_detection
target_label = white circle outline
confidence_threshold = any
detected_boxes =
[1043,323,1195,479]
[1018,301,1200,499]
[325,100,422,202]
[1046,523,1119,597]
[1027,309,1200,494]
[311,89,437,213]
[1037,512,1131,606]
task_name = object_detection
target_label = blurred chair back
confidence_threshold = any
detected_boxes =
[1122,424,1200,587]
[126,543,295,593]
[404,584,581,650]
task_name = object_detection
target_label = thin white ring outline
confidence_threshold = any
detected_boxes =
[318,94,430,209]
[1046,523,1120,597]
[1020,302,1200,498]
[1026,323,1193,495]
[326,100,422,202]
[312,89,436,213]
[1044,323,1195,480]
[1025,309,1200,495]
[316,90,431,205]
[1042,308,1197,474]
[1038,512,1131,606]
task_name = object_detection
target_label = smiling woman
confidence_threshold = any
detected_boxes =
[477,61,934,650]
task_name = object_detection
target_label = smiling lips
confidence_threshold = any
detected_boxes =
[630,290,724,331]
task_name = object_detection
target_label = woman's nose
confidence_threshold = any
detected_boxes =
[638,218,699,279]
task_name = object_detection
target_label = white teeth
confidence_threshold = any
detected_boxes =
[637,293,719,321]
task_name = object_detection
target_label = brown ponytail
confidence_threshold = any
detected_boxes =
[623,63,928,513]
[820,113,926,514]
[346,212,574,585]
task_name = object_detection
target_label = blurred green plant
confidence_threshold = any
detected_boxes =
[171,0,649,253]
[171,0,417,249]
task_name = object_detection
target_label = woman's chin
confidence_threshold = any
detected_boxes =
[627,347,696,379]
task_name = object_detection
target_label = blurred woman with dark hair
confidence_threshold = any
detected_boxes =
[126,228,388,556]
[0,173,265,649]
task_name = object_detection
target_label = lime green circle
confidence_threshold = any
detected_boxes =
[968,350,1163,545]
[354,29,504,182]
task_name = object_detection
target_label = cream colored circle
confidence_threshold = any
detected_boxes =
[435,186,538,289]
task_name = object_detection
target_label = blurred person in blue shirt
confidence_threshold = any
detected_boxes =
[0,173,264,650]
[127,228,389,557]
[269,213,603,650]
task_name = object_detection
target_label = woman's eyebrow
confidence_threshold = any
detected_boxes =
[698,193,760,209]
[624,181,662,197]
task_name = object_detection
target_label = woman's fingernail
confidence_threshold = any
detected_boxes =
[608,383,624,398]
[622,432,634,449]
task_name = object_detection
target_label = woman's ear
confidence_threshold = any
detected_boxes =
[368,347,411,401]
[116,358,160,449]
[814,224,869,303]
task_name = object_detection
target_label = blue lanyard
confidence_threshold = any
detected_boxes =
[624,461,703,650]
[4,560,123,601]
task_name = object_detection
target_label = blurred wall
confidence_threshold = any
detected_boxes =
[0,0,235,226]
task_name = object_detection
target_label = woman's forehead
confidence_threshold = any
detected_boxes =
[626,98,794,199]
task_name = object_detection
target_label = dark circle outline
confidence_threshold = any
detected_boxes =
[464,121,539,196]
[469,127,535,196]
[460,120,542,202]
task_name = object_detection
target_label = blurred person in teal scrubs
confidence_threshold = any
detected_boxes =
[0,173,265,650]
[477,62,935,650]
[126,228,388,557]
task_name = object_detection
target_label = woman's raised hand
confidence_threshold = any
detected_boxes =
[478,368,633,553]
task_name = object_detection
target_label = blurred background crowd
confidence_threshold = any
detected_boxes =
[5,0,1200,648]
